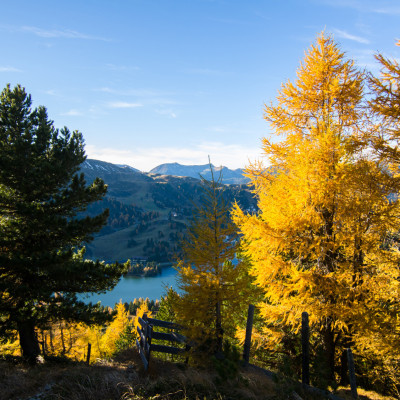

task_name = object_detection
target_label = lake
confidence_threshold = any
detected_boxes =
[82,265,178,307]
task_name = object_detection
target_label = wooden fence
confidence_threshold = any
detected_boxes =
[243,305,357,400]
[136,306,358,399]
[136,313,189,371]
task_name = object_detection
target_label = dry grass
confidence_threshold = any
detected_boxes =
[334,387,396,400]
[122,352,278,400]
[0,350,396,400]
[0,349,276,400]
[0,353,138,400]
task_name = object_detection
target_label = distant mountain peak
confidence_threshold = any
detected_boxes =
[150,162,248,185]
[82,159,140,174]
[81,159,249,185]
[116,163,141,173]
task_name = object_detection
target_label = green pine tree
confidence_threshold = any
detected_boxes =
[0,84,127,363]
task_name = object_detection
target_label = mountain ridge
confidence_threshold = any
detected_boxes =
[79,159,256,263]
[150,162,249,185]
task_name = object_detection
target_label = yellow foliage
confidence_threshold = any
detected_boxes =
[233,32,400,385]
[100,301,132,357]
[0,333,21,356]
[172,164,253,355]
[36,321,103,362]
[0,303,138,363]
[134,301,152,340]
[0,303,143,363]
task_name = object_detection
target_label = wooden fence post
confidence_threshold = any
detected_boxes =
[147,324,153,369]
[86,343,91,365]
[143,314,149,371]
[347,348,358,399]
[136,315,190,371]
[143,314,148,350]
[243,304,255,363]
[184,343,190,364]
[40,340,46,358]
[301,311,310,386]
[41,331,46,357]
[136,316,149,371]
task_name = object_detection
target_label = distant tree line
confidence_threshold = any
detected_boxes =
[151,181,201,210]
[124,298,160,315]
[86,198,159,232]
[143,239,172,262]
[125,261,161,277]
[151,179,257,213]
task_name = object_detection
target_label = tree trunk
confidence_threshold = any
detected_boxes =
[49,326,54,352]
[339,333,354,385]
[215,298,223,353]
[340,348,349,385]
[322,323,336,385]
[60,321,66,355]
[17,320,40,365]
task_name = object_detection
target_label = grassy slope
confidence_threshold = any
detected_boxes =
[87,219,185,262]
[1,349,278,400]
[1,350,395,400]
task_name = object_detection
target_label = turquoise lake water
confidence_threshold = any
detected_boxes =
[82,266,178,307]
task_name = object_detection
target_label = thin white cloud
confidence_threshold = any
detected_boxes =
[44,89,57,96]
[85,142,264,172]
[373,6,400,15]
[333,29,369,44]
[97,87,179,107]
[184,68,225,76]
[20,26,110,41]
[105,64,140,71]
[316,0,363,9]
[207,17,253,26]
[351,49,382,73]
[155,108,177,118]
[107,101,143,109]
[317,0,400,15]
[208,126,228,133]
[254,11,271,21]
[60,109,84,116]
[0,66,22,72]
[96,87,175,98]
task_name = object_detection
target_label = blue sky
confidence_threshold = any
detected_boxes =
[1,0,399,171]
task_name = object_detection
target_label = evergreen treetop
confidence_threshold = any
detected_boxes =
[0,84,127,363]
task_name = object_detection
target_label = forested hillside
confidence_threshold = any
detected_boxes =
[80,159,257,262]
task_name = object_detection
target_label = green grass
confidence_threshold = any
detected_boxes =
[89,218,187,262]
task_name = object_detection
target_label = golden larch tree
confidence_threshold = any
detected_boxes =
[100,301,132,357]
[365,40,400,392]
[172,165,250,356]
[369,40,400,166]
[233,33,400,385]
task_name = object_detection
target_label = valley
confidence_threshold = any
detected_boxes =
[80,159,257,264]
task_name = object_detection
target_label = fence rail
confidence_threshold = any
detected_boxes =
[136,314,189,371]
[135,307,358,400]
